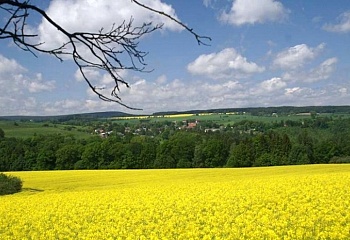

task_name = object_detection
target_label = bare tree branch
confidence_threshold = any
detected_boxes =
[131,0,212,46]
[0,0,211,110]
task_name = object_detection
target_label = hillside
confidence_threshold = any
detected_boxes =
[0,111,132,121]
[1,106,350,121]
[153,105,350,116]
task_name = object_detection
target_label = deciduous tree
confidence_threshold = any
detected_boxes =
[0,0,210,109]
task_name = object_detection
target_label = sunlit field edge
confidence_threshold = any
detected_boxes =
[1,164,350,239]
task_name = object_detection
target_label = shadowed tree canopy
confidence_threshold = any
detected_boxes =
[0,0,210,109]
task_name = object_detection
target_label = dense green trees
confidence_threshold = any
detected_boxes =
[226,139,255,167]
[0,117,350,171]
[56,144,83,170]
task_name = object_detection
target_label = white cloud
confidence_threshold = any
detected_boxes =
[38,0,182,50]
[273,43,325,70]
[339,87,348,95]
[74,69,100,82]
[323,11,350,33]
[187,48,265,80]
[27,73,56,93]
[259,77,287,92]
[0,55,26,74]
[285,87,301,95]
[4,70,349,116]
[0,54,56,115]
[220,0,289,26]
[280,84,350,107]
[284,87,324,99]
[112,77,246,112]
[250,77,287,98]
[283,87,328,104]
[0,55,55,94]
[35,0,178,97]
[74,67,130,99]
[283,57,338,83]
[155,74,167,84]
[117,80,347,112]
[306,57,338,82]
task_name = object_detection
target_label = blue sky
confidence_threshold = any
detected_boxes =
[1,0,350,116]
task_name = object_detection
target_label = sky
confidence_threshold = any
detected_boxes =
[1,0,350,116]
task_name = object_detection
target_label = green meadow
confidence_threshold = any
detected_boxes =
[0,121,90,138]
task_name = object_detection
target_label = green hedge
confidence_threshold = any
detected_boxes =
[0,173,23,195]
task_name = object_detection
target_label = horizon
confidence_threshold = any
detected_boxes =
[1,105,349,118]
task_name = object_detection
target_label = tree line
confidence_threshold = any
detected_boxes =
[0,117,350,171]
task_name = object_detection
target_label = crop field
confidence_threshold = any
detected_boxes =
[1,165,350,239]
[0,121,90,138]
[111,112,349,126]
[112,113,314,125]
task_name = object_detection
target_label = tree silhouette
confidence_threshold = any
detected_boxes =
[0,0,210,109]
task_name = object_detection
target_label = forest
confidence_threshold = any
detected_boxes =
[1,111,350,171]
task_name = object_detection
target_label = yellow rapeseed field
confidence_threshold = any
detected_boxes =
[1,165,350,239]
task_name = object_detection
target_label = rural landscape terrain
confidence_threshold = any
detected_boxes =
[1,106,350,171]
[1,106,350,239]
[2,0,350,239]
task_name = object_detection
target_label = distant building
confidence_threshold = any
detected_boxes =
[204,128,221,133]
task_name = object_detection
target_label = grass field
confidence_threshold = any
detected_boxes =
[112,113,340,126]
[1,165,350,239]
[0,121,90,138]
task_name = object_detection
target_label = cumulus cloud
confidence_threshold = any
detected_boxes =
[74,69,100,82]
[273,43,325,70]
[112,76,344,111]
[6,70,349,116]
[338,87,348,95]
[249,77,287,98]
[155,74,167,84]
[306,57,338,82]
[284,87,327,99]
[323,11,350,33]
[270,85,349,107]
[41,98,113,115]
[0,54,56,115]
[110,76,246,112]
[0,56,26,99]
[219,0,289,26]
[0,55,26,74]
[74,67,130,100]
[0,55,55,94]
[284,87,328,103]
[283,57,338,83]
[284,87,302,96]
[187,48,265,80]
[259,77,287,92]
[38,0,182,50]
[27,73,56,93]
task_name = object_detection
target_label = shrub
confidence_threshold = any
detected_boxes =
[0,173,23,195]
